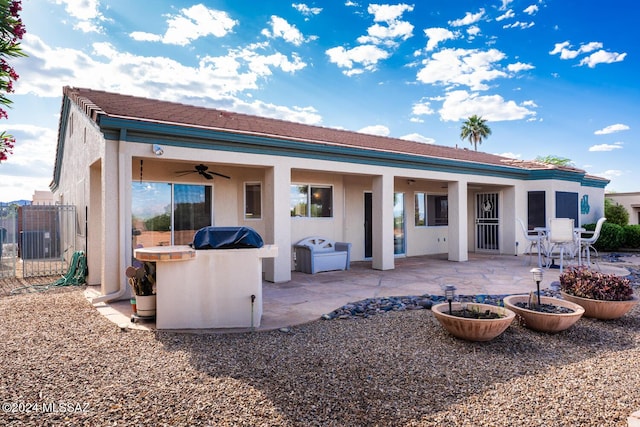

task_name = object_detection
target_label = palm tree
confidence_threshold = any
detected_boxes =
[460,115,491,151]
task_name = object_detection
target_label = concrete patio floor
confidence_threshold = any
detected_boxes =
[87,252,635,333]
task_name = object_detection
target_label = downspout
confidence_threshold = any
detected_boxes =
[92,135,130,304]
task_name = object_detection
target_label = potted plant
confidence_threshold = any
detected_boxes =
[503,268,585,333]
[503,294,584,333]
[431,286,516,342]
[559,266,639,320]
[126,262,156,318]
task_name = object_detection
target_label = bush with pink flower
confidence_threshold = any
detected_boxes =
[0,0,26,163]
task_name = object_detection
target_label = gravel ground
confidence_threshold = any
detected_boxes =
[1,285,639,426]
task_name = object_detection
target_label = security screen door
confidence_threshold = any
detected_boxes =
[475,192,499,251]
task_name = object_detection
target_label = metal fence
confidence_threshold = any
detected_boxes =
[19,204,77,278]
[0,203,79,284]
[0,205,18,278]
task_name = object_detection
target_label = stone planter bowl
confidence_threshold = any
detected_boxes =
[560,292,639,320]
[503,295,584,333]
[431,302,515,342]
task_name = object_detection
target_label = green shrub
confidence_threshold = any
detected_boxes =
[604,198,629,226]
[593,222,625,251]
[623,224,640,248]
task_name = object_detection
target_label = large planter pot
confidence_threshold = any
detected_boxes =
[503,295,584,333]
[560,292,639,320]
[431,302,515,342]
[135,294,156,318]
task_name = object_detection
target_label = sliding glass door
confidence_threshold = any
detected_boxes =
[132,182,212,253]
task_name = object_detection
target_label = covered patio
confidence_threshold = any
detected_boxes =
[88,252,635,332]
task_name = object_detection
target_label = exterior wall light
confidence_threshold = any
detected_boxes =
[152,144,164,156]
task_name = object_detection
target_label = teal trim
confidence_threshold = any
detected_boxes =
[98,116,533,180]
[581,176,609,189]
[46,112,605,188]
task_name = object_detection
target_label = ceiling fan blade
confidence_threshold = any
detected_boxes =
[200,171,214,180]
[210,171,231,179]
[175,171,196,177]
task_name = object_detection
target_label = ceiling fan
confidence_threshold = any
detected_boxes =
[175,164,231,180]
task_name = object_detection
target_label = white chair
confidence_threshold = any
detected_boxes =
[547,218,576,272]
[579,217,606,270]
[517,218,545,267]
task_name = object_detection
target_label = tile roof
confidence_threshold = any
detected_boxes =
[62,86,596,177]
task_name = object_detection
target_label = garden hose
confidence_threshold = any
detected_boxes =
[11,251,88,294]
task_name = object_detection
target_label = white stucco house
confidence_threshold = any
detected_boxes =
[606,192,640,225]
[51,87,609,302]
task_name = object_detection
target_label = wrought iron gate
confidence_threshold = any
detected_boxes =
[475,193,500,252]
[0,204,17,278]
[20,204,76,278]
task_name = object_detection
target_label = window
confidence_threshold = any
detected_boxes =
[245,183,262,219]
[428,195,448,226]
[415,193,448,226]
[131,182,211,249]
[290,184,333,217]
[415,192,426,226]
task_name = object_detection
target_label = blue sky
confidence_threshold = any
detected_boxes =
[1,0,637,201]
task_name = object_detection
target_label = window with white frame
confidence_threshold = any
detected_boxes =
[428,195,448,226]
[415,192,426,226]
[244,182,262,219]
[290,184,333,217]
[415,193,448,226]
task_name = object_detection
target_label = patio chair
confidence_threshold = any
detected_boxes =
[517,218,545,267]
[579,217,606,270]
[547,218,576,272]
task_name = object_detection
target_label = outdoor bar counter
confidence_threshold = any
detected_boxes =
[134,243,278,329]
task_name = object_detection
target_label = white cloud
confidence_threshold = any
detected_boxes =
[467,25,481,38]
[597,169,623,180]
[292,3,322,16]
[14,35,319,126]
[327,3,412,73]
[412,100,434,116]
[594,123,630,135]
[496,9,515,21]
[129,32,162,42]
[507,62,535,73]
[0,125,58,201]
[129,5,237,46]
[326,44,390,74]
[497,152,521,159]
[589,142,624,152]
[416,48,507,91]
[502,21,535,29]
[358,124,390,136]
[356,4,414,46]
[449,9,485,27]
[523,5,539,15]
[579,50,627,68]
[368,3,414,23]
[438,90,536,122]
[53,0,105,33]
[400,133,435,144]
[499,0,514,11]
[423,28,457,51]
[549,40,624,67]
[262,16,306,46]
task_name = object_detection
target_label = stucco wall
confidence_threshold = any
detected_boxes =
[606,192,640,225]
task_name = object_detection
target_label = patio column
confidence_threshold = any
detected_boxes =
[372,174,394,270]
[101,139,124,295]
[264,164,291,282]
[448,180,468,262]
